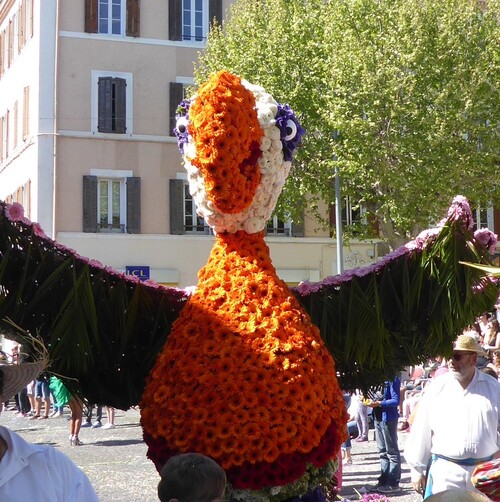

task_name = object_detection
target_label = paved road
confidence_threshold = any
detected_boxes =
[2,407,421,501]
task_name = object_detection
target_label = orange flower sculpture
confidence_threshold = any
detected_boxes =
[141,71,347,495]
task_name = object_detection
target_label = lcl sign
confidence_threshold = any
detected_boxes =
[125,265,150,281]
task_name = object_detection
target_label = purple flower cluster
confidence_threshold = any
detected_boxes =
[447,195,474,230]
[361,494,389,501]
[173,99,191,153]
[275,103,305,161]
[474,228,498,255]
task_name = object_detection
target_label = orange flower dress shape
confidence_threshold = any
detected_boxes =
[140,71,347,490]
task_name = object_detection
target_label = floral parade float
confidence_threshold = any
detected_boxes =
[0,73,498,500]
[140,71,346,500]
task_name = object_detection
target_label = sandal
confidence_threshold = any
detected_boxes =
[28,415,41,420]
[38,415,49,419]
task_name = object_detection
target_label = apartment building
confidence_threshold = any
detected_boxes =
[0,1,497,288]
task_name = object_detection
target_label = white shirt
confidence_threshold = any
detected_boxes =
[404,369,500,475]
[0,426,100,501]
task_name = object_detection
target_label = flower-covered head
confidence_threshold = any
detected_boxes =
[175,70,305,234]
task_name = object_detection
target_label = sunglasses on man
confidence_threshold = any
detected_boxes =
[451,352,475,361]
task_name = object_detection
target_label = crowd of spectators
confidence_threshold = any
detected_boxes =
[342,308,500,450]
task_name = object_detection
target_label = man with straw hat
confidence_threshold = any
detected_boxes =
[404,334,500,499]
[0,355,99,500]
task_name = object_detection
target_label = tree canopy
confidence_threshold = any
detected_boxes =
[196,0,500,248]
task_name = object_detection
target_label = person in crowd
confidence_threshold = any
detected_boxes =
[404,334,500,498]
[31,371,51,419]
[480,366,498,380]
[0,357,99,500]
[49,381,65,418]
[25,379,36,417]
[399,364,424,414]
[102,406,116,429]
[341,393,353,464]
[482,319,500,356]
[12,345,31,417]
[354,390,369,442]
[399,387,423,433]
[49,375,84,446]
[477,313,490,341]
[489,349,500,378]
[82,403,103,428]
[157,452,226,502]
[4,345,20,412]
[366,377,401,494]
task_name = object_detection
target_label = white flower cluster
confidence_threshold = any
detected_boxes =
[183,80,291,234]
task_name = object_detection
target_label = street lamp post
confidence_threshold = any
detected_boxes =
[333,129,344,274]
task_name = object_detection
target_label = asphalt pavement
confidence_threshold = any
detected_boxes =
[2,407,422,501]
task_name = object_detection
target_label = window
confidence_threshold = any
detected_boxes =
[266,216,291,236]
[5,110,9,158]
[183,181,206,232]
[0,31,4,75]
[83,173,140,233]
[341,196,362,227]
[0,116,3,162]
[473,206,494,231]
[98,178,125,232]
[98,77,126,133]
[85,0,140,37]
[98,0,125,35]
[92,71,132,134]
[182,0,205,41]
[12,101,18,149]
[18,0,26,50]
[169,0,221,42]
[8,18,14,68]
[169,178,209,234]
[23,86,29,139]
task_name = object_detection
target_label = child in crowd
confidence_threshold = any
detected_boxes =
[158,452,226,502]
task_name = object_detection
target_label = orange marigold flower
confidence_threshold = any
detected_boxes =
[242,422,261,440]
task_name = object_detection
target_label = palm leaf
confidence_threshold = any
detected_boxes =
[0,201,189,408]
[460,262,500,277]
[294,199,499,392]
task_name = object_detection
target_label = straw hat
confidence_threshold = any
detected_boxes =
[0,359,47,401]
[453,335,487,355]
[426,489,492,501]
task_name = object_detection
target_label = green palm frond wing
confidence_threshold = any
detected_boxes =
[0,201,189,409]
[293,197,499,391]
[1,197,498,404]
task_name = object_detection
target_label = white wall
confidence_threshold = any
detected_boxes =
[57,232,379,288]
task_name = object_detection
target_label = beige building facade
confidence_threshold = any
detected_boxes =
[5,0,495,291]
